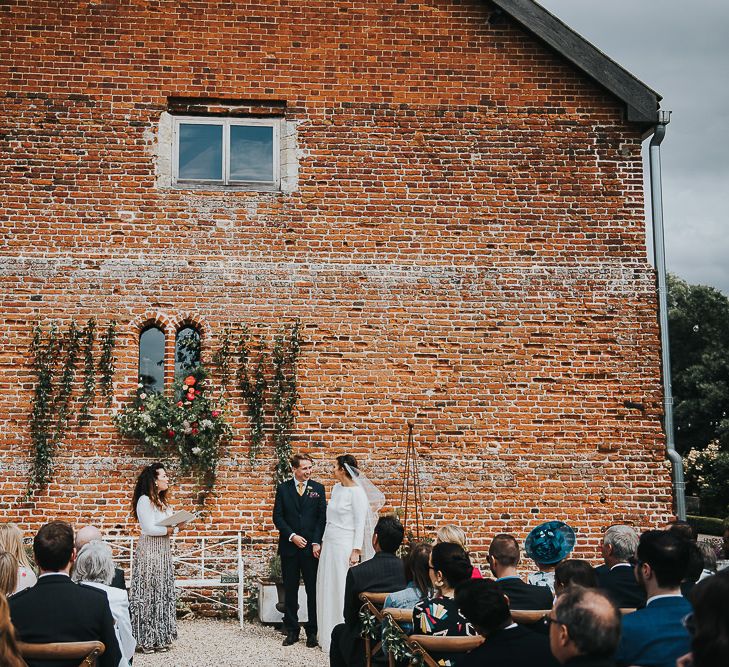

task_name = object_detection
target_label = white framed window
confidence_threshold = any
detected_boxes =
[172,116,280,188]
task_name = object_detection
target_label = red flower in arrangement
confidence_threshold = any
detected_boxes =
[191,427,199,435]
[184,375,196,387]
[211,410,220,418]
[186,392,195,401]
[194,389,201,396]
[177,401,183,407]
[139,406,144,412]
[167,429,175,438]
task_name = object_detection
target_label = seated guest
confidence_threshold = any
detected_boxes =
[436,525,483,578]
[721,520,729,559]
[596,524,645,609]
[696,540,717,581]
[667,520,696,542]
[383,541,432,633]
[0,592,25,667]
[454,579,559,666]
[73,541,136,666]
[677,570,729,667]
[0,523,37,594]
[412,542,478,667]
[554,559,598,596]
[75,525,126,590]
[9,520,122,667]
[615,529,691,667]
[0,552,19,597]
[330,515,406,667]
[549,585,621,666]
[525,521,576,594]
[488,534,553,610]
[680,541,704,598]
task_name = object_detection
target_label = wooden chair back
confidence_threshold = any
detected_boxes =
[511,609,550,625]
[360,591,390,608]
[382,607,413,624]
[18,640,105,667]
[359,592,397,667]
[406,635,483,667]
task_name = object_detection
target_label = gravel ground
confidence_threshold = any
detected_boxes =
[135,619,330,666]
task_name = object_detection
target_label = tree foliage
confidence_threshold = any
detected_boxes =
[668,274,729,453]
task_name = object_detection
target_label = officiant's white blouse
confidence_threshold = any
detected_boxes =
[136,495,173,536]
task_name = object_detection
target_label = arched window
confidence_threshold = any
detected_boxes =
[139,326,165,393]
[175,326,201,379]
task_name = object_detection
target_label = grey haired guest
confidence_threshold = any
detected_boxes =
[596,525,645,609]
[74,541,136,666]
[74,525,126,590]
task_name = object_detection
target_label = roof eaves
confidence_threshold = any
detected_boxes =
[490,0,661,126]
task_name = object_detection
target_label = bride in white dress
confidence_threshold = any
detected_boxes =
[316,454,379,653]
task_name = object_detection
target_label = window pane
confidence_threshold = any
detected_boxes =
[175,326,201,378]
[230,125,274,182]
[139,327,165,393]
[178,123,223,180]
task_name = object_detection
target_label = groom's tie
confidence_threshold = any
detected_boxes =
[297,482,304,496]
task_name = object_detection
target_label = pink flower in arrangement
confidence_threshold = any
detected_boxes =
[211,410,220,418]
[177,401,183,407]
[184,375,196,387]
[186,392,195,401]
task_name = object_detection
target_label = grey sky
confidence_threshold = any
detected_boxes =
[537,0,729,295]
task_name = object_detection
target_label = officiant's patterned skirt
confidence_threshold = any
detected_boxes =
[130,534,177,650]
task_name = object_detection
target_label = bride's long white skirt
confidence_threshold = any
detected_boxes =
[316,524,355,653]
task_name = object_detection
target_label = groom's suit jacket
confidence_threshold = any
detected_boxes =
[273,478,327,556]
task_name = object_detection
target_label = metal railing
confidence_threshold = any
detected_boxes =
[106,532,245,628]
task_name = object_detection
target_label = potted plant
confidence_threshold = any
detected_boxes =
[257,555,308,624]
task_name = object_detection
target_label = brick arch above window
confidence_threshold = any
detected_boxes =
[169,313,209,338]
[129,311,173,335]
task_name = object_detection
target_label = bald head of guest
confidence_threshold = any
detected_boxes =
[75,525,103,551]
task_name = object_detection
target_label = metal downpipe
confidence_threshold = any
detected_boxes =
[649,110,686,520]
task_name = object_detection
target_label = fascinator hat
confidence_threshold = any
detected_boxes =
[524,520,576,565]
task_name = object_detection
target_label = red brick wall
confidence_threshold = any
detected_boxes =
[1,0,672,572]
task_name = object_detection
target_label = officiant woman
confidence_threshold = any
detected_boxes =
[129,462,186,653]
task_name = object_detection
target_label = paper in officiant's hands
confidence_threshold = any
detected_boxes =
[158,510,197,527]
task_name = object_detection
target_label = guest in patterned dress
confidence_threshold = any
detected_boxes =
[412,542,477,667]
[129,463,186,653]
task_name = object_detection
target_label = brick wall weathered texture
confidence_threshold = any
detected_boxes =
[1,0,672,571]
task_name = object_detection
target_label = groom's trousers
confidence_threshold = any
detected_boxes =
[281,546,318,635]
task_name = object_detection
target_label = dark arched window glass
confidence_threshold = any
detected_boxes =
[175,326,201,379]
[139,326,165,393]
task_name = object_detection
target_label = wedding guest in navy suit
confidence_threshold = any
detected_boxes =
[330,515,406,667]
[596,525,645,609]
[455,578,559,667]
[549,585,621,667]
[615,530,692,667]
[9,521,122,667]
[273,453,327,647]
[488,534,554,610]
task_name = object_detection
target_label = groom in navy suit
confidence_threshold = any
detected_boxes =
[273,453,327,647]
